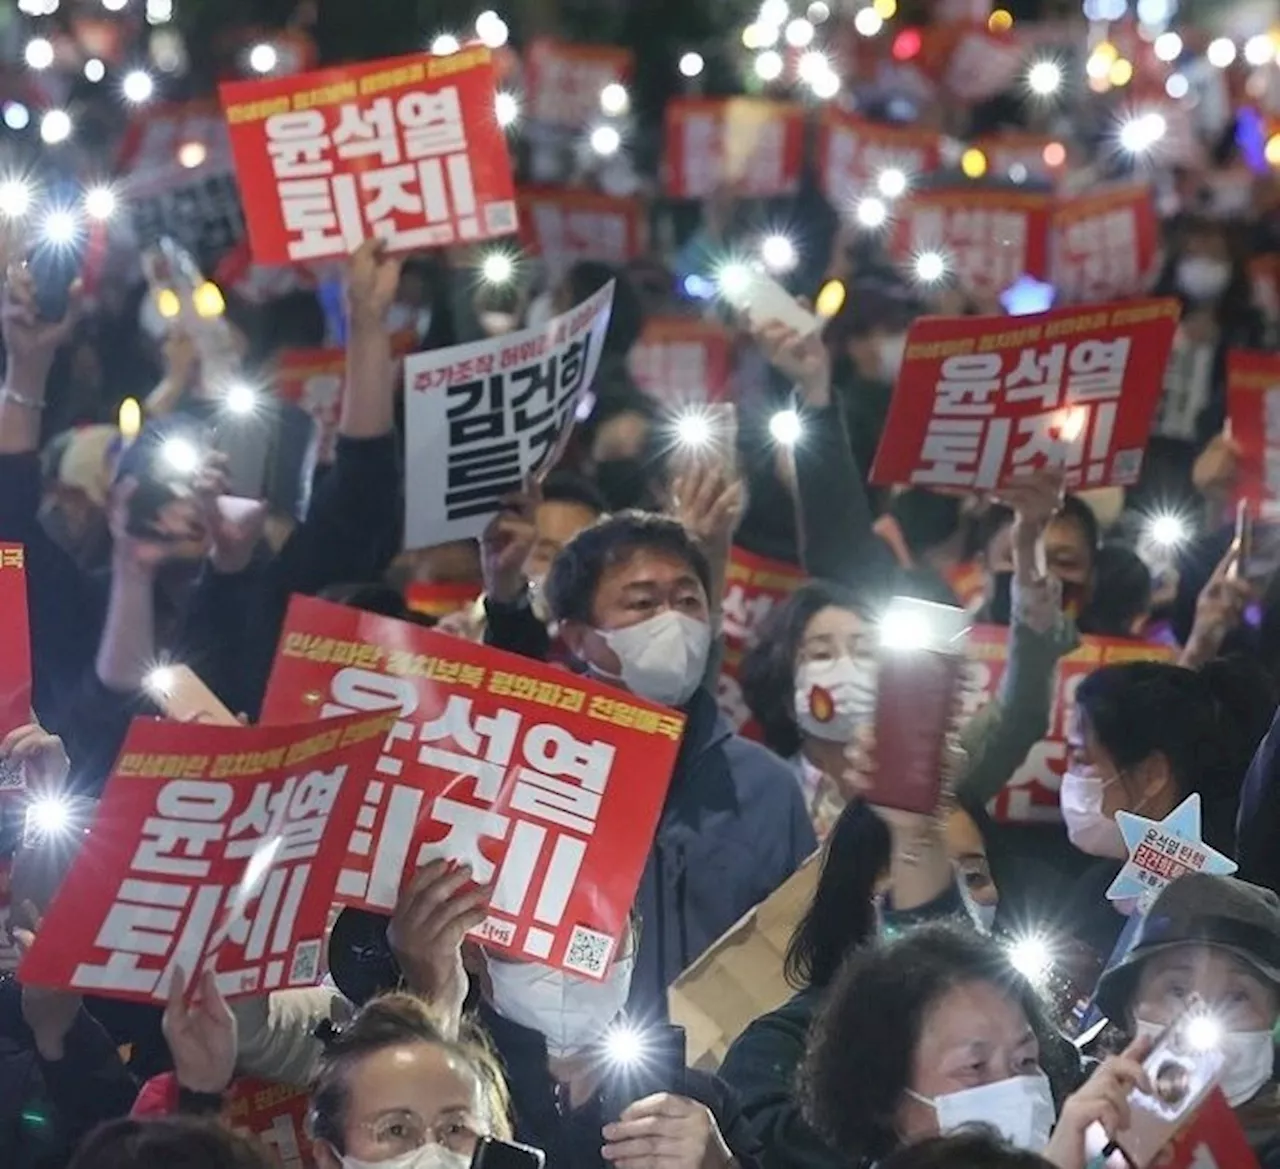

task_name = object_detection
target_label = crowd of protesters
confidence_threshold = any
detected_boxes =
[12,2,1280,1169]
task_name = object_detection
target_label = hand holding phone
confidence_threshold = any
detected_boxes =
[470,1137,545,1169]
[601,1025,687,1124]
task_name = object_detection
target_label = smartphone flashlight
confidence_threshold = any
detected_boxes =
[160,435,202,475]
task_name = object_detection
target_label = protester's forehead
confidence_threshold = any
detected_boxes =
[802,604,862,643]
[348,1042,481,1117]
[920,980,1033,1049]
[1141,943,1271,988]
[597,545,702,593]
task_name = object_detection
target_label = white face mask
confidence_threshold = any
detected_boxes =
[486,955,634,1058]
[794,656,877,743]
[1059,771,1127,859]
[342,1144,471,1169]
[878,333,908,381]
[909,1072,1055,1151]
[1136,1019,1275,1107]
[1176,256,1231,302]
[595,611,710,708]
[958,873,997,933]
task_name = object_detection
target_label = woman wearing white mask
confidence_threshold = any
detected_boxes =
[1057,657,1274,962]
[799,922,1148,1169]
[309,993,512,1169]
[1093,874,1280,1165]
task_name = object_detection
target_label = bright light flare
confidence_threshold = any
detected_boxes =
[123,69,155,103]
[144,665,177,698]
[589,125,622,157]
[161,436,201,475]
[876,167,907,198]
[605,1025,646,1066]
[755,50,784,81]
[1207,38,1237,68]
[431,33,461,56]
[961,148,988,178]
[785,18,815,47]
[600,82,630,116]
[0,180,32,219]
[1166,73,1189,100]
[716,261,753,301]
[809,68,840,100]
[41,208,80,247]
[914,250,947,283]
[25,38,55,71]
[84,58,106,82]
[769,408,803,447]
[223,383,258,416]
[759,0,789,24]
[248,43,278,74]
[475,11,510,48]
[815,279,846,317]
[1185,1013,1223,1052]
[178,140,208,168]
[1119,112,1166,155]
[854,6,884,36]
[1007,934,1054,982]
[84,185,117,222]
[26,796,73,838]
[855,196,887,229]
[1057,407,1088,443]
[40,109,73,145]
[760,233,797,274]
[118,397,142,442]
[1146,512,1190,549]
[1246,34,1275,67]
[480,250,517,286]
[3,103,30,131]
[192,281,225,318]
[674,410,714,449]
[1153,32,1182,62]
[1027,58,1062,96]
[879,607,933,651]
[495,91,520,128]
[679,52,705,78]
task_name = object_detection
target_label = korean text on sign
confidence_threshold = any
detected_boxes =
[0,544,31,751]
[225,1079,316,1169]
[891,190,1051,298]
[404,281,615,548]
[629,317,734,407]
[17,711,391,1004]
[819,110,942,198]
[715,547,807,740]
[524,39,633,129]
[260,595,685,979]
[869,299,1179,493]
[219,48,517,264]
[1051,184,1157,305]
[1226,350,1280,520]
[663,98,805,200]
[959,625,1176,824]
[517,187,645,271]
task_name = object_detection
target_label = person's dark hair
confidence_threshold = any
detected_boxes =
[878,1133,1056,1169]
[800,923,1073,1163]
[784,799,891,991]
[889,489,964,558]
[1079,544,1152,638]
[544,510,713,625]
[739,581,864,758]
[541,469,609,517]
[1054,495,1101,558]
[309,993,511,1154]
[565,261,646,356]
[1074,657,1277,855]
[68,1118,272,1169]
[319,582,437,628]
[969,504,1014,562]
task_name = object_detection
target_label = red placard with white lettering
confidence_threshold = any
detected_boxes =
[219,49,517,264]
[516,186,646,270]
[629,317,734,407]
[275,348,345,465]
[18,711,390,1003]
[1155,1089,1261,1169]
[961,625,1176,824]
[819,110,942,200]
[663,98,805,200]
[260,595,684,978]
[0,545,31,750]
[891,189,1053,297]
[1226,351,1280,519]
[716,547,807,741]
[524,38,633,129]
[226,1079,316,1169]
[1052,184,1159,305]
[869,298,1180,492]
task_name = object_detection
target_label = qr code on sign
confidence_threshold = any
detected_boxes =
[484,201,518,235]
[290,939,322,985]
[563,926,616,978]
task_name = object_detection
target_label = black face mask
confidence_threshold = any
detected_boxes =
[593,457,652,512]
[985,571,1013,626]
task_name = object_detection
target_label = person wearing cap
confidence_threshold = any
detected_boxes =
[1094,872,1280,1163]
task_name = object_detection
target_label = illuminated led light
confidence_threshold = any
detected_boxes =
[26,796,72,837]
[600,82,630,116]
[797,51,830,86]
[431,33,461,56]
[856,196,887,228]
[223,383,258,416]
[877,167,907,198]
[759,0,789,24]
[1027,59,1062,96]
[892,28,922,60]
[809,68,840,99]
[1154,31,1182,62]
[1109,58,1134,87]
[769,408,803,447]
[1267,133,1280,168]
[987,8,1013,31]
[1007,934,1054,981]
[1058,407,1088,442]
[84,58,106,82]
[808,1,831,21]
[481,250,516,285]
[679,52,705,78]
[25,38,55,71]
[1012,161,1029,180]
[495,91,520,128]
[1086,51,1112,81]
[41,208,80,246]
[161,436,201,475]
[102,0,129,10]
[755,50,784,81]
[146,0,173,22]
[0,180,31,219]
[1043,141,1066,167]
[880,607,932,650]
[873,0,897,16]
[3,103,31,131]
[1166,73,1189,100]
[589,125,622,156]
[1206,38,1237,68]
[123,69,155,103]
[815,279,846,317]
[716,261,753,301]
[1119,111,1166,153]
[156,289,182,319]
[118,397,142,441]
[144,665,174,699]
[178,140,208,168]
[742,23,777,50]
[675,410,713,448]
[248,43,278,74]
[84,185,117,221]
[785,18,815,47]
[760,233,797,273]
[475,11,510,48]
[961,148,987,178]
[914,250,947,283]
[1186,1014,1223,1052]
[1245,34,1275,66]
[1147,513,1189,548]
[854,7,884,36]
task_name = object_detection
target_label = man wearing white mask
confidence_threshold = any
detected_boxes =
[1093,873,1280,1164]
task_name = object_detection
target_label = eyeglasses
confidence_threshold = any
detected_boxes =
[352,1112,484,1157]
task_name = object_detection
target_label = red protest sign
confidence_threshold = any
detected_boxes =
[275,348,345,466]
[1226,351,1280,519]
[1052,184,1159,305]
[891,189,1053,297]
[715,547,807,741]
[517,186,647,270]
[219,48,517,264]
[629,317,735,407]
[819,110,942,201]
[663,98,805,200]
[869,298,1180,492]
[0,545,31,748]
[404,581,483,620]
[225,1078,315,1169]
[18,711,390,1003]
[260,596,684,978]
[1157,1089,1261,1169]
[524,39,633,129]
[961,625,1176,824]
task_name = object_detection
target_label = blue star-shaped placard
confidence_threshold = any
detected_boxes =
[1106,794,1237,909]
